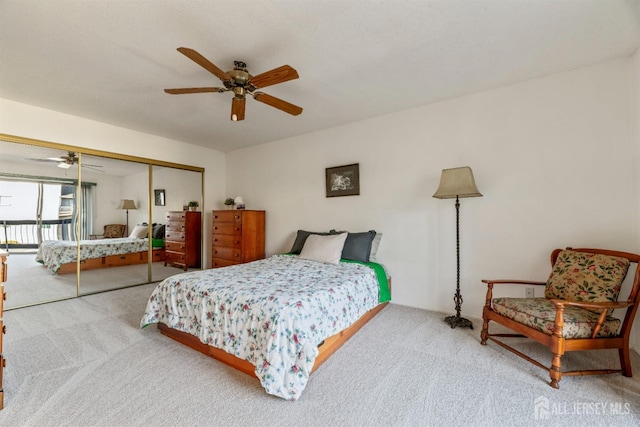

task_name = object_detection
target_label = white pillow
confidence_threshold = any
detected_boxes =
[129,225,148,239]
[369,233,383,262]
[299,233,348,265]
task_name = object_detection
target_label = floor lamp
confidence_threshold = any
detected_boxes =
[118,199,137,236]
[433,166,482,329]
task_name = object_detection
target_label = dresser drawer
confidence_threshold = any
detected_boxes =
[211,234,241,248]
[165,251,186,265]
[211,257,240,268]
[166,221,186,232]
[165,231,186,242]
[212,211,242,223]
[212,222,241,235]
[166,212,187,222]
[212,246,242,261]
[165,241,186,253]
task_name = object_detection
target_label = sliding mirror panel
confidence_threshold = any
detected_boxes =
[0,141,80,308]
[151,165,203,282]
[78,154,152,295]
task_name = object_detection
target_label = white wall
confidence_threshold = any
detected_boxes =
[632,48,640,350]
[0,98,226,265]
[227,58,640,347]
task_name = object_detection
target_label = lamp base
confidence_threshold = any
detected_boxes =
[444,315,474,330]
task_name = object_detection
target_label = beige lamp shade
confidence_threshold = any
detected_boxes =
[118,199,137,210]
[433,166,482,199]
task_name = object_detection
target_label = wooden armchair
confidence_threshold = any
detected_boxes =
[89,224,126,240]
[480,247,640,389]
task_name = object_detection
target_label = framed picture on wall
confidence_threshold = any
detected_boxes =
[325,163,360,197]
[154,189,165,206]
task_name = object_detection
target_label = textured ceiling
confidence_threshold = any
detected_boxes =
[1,0,639,153]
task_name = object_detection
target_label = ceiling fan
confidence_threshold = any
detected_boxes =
[29,151,104,172]
[164,47,303,121]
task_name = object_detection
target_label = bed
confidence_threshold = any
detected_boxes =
[36,237,165,275]
[140,251,391,400]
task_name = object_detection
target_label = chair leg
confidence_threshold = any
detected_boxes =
[480,316,489,345]
[619,347,633,377]
[549,352,563,388]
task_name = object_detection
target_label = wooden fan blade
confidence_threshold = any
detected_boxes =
[248,65,299,89]
[253,92,303,116]
[164,87,227,94]
[231,97,246,121]
[176,47,232,82]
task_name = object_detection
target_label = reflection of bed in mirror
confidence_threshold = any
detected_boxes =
[36,237,165,274]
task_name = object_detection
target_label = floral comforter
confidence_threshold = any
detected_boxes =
[36,238,150,274]
[140,255,385,400]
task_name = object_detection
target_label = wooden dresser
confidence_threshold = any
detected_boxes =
[164,211,202,271]
[211,210,265,268]
[0,250,7,410]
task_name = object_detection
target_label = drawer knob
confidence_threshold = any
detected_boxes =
[3,292,5,301]
[2,325,5,334]
[235,253,240,257]
[234,241,240,244]
[2,358,5,368]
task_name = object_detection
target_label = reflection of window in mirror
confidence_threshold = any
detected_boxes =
[0,141,80,308]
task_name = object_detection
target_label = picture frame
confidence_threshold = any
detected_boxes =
[325,163,360,197]
[154,189,165,206]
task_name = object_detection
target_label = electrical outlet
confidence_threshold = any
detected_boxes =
[525,287,535,298]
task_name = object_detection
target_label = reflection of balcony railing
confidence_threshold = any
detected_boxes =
[1,219,73,250]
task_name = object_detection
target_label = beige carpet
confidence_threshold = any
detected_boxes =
[0,284,639,426]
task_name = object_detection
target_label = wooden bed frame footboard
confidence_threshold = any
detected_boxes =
[56,248,165,274]
[158,301,389,378]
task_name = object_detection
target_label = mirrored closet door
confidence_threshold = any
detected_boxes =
[0,135,204,310]
[0,142,81,307]
[151,165,203,283]
[77,154,152,296]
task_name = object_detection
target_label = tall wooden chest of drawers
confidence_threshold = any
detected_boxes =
[164,211,202,271]
[211,210,265,268]
[0,250,7,410]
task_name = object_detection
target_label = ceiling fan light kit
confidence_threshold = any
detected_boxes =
[165,47,303,122]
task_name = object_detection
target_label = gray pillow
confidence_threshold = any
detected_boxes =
[330,229,377,262]
[289,230,332,254]
[152,224,165,239]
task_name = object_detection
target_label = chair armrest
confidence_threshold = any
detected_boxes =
[481,279,546,286]
[481,280,547,312]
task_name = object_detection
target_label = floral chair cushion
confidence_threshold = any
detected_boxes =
[103,224,126,238]
[492,297,621,339]
[545,250,629,314]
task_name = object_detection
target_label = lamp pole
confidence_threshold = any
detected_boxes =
[433,166,482,330]
[444,196,474,329]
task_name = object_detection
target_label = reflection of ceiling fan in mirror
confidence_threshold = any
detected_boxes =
[164,47,303,121]
[29,151,104,172]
